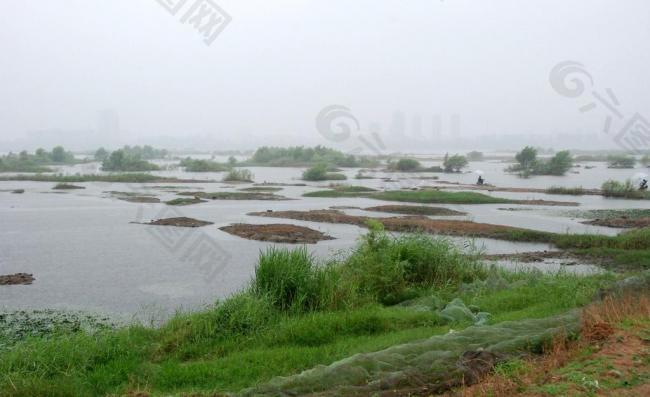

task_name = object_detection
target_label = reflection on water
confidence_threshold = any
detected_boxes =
[1,161,649,319]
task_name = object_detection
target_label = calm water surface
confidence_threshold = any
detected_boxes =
[1,161,648,320]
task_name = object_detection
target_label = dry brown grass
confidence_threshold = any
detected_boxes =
[448,292,650,397]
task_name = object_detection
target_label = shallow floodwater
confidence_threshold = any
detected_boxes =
[1,160,649,320]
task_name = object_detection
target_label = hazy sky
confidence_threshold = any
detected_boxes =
[1,0,649,151]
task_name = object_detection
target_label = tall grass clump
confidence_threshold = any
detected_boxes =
[252,247,346,312]
[343,221,487,304]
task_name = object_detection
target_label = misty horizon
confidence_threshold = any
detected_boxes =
[2,0,649,153]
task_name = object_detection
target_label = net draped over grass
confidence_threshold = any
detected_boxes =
[0,224,616,396]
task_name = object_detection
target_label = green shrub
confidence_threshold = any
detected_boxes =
[542,150,573,175]
[222,168,254,182]
[302,164,347,181]
[601,179,647,199]
[443,154,468,172]
[302,164,328,180]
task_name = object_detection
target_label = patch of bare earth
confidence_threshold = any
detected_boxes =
[249,209,540,240]
[137,217,214,227]
[0,273,35,285]
[219,224,334,244]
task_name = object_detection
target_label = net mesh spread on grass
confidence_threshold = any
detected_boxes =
[240,311,579,396]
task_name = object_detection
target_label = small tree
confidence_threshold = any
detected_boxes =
[395,158,421,171]
[443,154,468,173]
[51,146,67,163]
[515,146,537,169]
[543,150,573,175]
[95,147,109,162]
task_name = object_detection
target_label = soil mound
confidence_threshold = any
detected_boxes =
[250,210,538,240]
[0,273,35,285]
[220,224,334,244]
[139,217,213,227]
